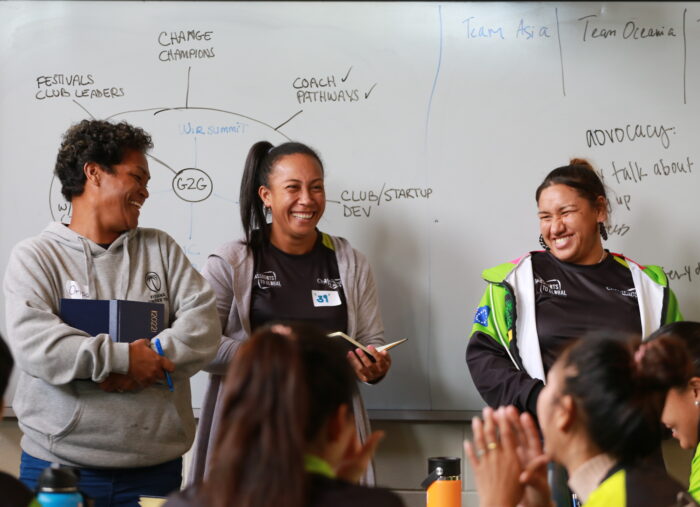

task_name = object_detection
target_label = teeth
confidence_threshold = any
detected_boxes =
[554,236,570,246]
[292,212,313,219]
[130,201,142,209]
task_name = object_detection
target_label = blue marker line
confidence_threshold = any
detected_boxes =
[154,338,174,392]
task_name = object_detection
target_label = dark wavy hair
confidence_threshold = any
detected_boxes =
[239,141,324,249]
[200,322,355,507]
[559,332,691,463]
[647,321,700,378]
[535,158,607,211]
[55,119,153,201]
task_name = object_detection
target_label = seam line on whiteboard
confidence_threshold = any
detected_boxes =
[683,8,687,104]
[555,8,566,97]
[186,66,191,108]
[424,4,444,149]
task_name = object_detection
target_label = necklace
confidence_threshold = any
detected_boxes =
[598,249,607,263]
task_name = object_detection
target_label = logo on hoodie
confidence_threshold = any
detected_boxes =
[145,272,162,292]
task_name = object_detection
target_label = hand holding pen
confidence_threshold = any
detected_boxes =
[154,338,175,392]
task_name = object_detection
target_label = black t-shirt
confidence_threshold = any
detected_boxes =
[250,232,348,334]
[532,251,642,373]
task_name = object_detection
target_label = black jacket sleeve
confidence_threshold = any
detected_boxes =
[466,330,544,416]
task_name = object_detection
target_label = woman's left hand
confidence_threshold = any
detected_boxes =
[347,345,391,383]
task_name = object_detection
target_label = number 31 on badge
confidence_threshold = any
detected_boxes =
[312,290,341,307]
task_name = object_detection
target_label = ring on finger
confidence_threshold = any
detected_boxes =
[487,441,498,451]
[476,448,485,458]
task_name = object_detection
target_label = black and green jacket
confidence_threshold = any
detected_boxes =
[466,251,683,414]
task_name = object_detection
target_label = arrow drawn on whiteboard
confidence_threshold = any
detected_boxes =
[341,66,353,82]
[364,83,378,99]
[147,153,177,175]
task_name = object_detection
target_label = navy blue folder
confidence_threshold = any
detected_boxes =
[59,299,165,343]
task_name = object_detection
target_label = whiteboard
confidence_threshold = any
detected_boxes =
[1,1,699,414]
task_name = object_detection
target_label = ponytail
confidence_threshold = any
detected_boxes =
[239,141,325,250]
[560,332,692,463]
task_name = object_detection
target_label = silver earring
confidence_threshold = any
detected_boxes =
[694,400,700,407]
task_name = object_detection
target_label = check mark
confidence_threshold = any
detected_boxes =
[341,66,353,82]
[364,83,377,99]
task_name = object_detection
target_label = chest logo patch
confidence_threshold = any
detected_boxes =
[254,271,282,289]
[145,272,162,292]
[65,280,89,299]
[535,277,568,297]
[605,286,637,298]
[317,277,343,290]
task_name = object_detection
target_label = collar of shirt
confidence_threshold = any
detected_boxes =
[304,454,335,479]
[567,453,617,503]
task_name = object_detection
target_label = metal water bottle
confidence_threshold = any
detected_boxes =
[36,465,84,507]
[421,456,461,507]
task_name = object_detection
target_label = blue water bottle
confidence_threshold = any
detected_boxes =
[36,465,84,507]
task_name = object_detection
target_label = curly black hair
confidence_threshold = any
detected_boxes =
[55,119,153,201]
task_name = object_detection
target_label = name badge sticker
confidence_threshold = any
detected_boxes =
[312,290,341,307]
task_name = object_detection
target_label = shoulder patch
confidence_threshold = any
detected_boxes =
[474,306,491,327]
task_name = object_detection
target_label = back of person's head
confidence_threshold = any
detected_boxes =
[559,332,691,463]
[0,334,13,403]
[202,322,355,507]
[55,119,153,201]
[239,141,324,249]
[535,158,608,211]
[647,321,700,377]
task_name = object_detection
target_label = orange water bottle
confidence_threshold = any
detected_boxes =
[421,456,461,507]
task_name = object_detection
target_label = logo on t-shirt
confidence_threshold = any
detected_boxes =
[254,271,282,289]
[605,286,637,298]
[316,277,343,290]
[535,277,568,297]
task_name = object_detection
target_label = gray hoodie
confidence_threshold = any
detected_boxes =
[3,222,221,468]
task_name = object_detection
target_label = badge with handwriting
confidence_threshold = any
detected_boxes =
[312,290,341,307]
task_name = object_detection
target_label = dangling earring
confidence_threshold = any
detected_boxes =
[264,206,272,223]
[539,235,549,250]
[599,222,608,241]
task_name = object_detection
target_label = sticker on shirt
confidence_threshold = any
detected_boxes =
[65,280,89,299]
[535,277,567,297]
[606,286,637,298]
[312,290,342,307]
[254,271,282,290]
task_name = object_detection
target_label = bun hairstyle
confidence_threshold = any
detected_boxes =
[647,321,700,378]
[559,332,692,463]
[239,141,324,249]
[535,158,608,214]
[201,322,355,507]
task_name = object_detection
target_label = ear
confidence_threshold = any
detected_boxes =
[556,394,576,432]
[595,196,608,223]
[258,185,271,208]
[689,377,700,401]
[84,162,103,187]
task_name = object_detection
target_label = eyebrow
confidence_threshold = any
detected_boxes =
[538,204,577,215]
[282,177,324,184]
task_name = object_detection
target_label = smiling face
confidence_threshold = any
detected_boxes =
[662,384,700,450]
[95,149,150,239]
[258,153,325,253]
[537,184,607,265]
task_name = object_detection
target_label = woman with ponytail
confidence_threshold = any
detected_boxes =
[465,332,695,507]
[167,323,403,507]
[189,141,391,486]
[646,321,700,502]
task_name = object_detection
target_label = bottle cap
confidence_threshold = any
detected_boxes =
[38,464,79,493]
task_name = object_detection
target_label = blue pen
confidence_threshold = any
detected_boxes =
[154,338,174,392]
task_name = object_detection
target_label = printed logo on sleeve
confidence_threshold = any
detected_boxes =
[474,306,490,326]
[65,280,89,299]
[254,271,282,290]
